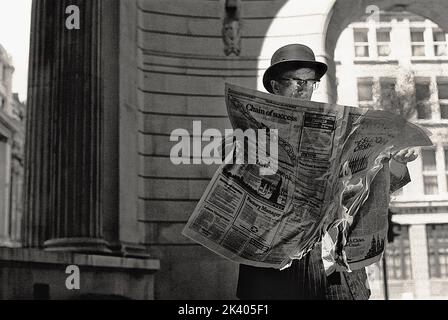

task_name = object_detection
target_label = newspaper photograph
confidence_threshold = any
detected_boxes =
[182,83,433,270]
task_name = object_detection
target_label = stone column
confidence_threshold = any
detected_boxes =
[23,0,112,252]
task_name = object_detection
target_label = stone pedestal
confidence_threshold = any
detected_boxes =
[0,247,160,299]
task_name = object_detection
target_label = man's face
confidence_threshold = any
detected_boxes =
[270,68,316,101]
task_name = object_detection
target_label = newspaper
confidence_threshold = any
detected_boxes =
[182,83,432,270]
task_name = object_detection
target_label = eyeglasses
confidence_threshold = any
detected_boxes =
[280,77,320,90]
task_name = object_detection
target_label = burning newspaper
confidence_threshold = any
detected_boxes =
[182,83,432,270]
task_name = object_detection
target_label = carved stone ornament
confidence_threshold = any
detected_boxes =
[222,0,242,56]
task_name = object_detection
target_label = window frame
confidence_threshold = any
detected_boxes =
[410,29,426,57]
[433,29,447,57]
[437,77,448,119]
[354,28,370,57]
[427,224,448,279]
[421,147,439,195]
[376,29,392,57]
[357,77,374,104]
[415,79,432,120]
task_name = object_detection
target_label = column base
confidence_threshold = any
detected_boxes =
[44,237,112,254]
[0,239,22,248]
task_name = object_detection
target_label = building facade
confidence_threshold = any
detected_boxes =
[0,44,24,248]
[335,10,448,299]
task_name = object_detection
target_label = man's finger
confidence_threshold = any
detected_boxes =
[405,148,415,158]
[404,148,418,162]
[407,152,418,162]
[392,148,407,158]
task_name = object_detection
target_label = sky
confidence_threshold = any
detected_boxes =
[0,0,32,102]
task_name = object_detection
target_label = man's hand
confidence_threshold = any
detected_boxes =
[392,148,418,164]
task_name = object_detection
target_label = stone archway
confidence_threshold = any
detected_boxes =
[325,0,448,59]
[258,0,448,104]
[323,0,448,103]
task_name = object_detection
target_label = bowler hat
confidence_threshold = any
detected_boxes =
[263,44,328,93]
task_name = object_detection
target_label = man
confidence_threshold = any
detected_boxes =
[236,44,417,300]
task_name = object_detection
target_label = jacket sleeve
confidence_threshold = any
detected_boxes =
[389,158,411,194]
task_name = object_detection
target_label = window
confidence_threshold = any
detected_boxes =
[380,77,396,110]
[422,148,437,171]
[437,80,448,99]
[423,175,438,195]
[379,225,412,280]
[380,78,396,96]
[427,224,448,278]
[416,82,431,101]
[1,65,5,83]
[0,96,4,110]
[411,30,425,56]
[415,80,431,119]
[445,147,448,189]
[438,78,448,119]
[441,104,448,119]
[354,29,369,57]
[422,148,438,195]
[377,30,391,56]
[357,78,373,102]
[433,29,447,56]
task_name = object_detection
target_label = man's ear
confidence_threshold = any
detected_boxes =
[271,80,280,94]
